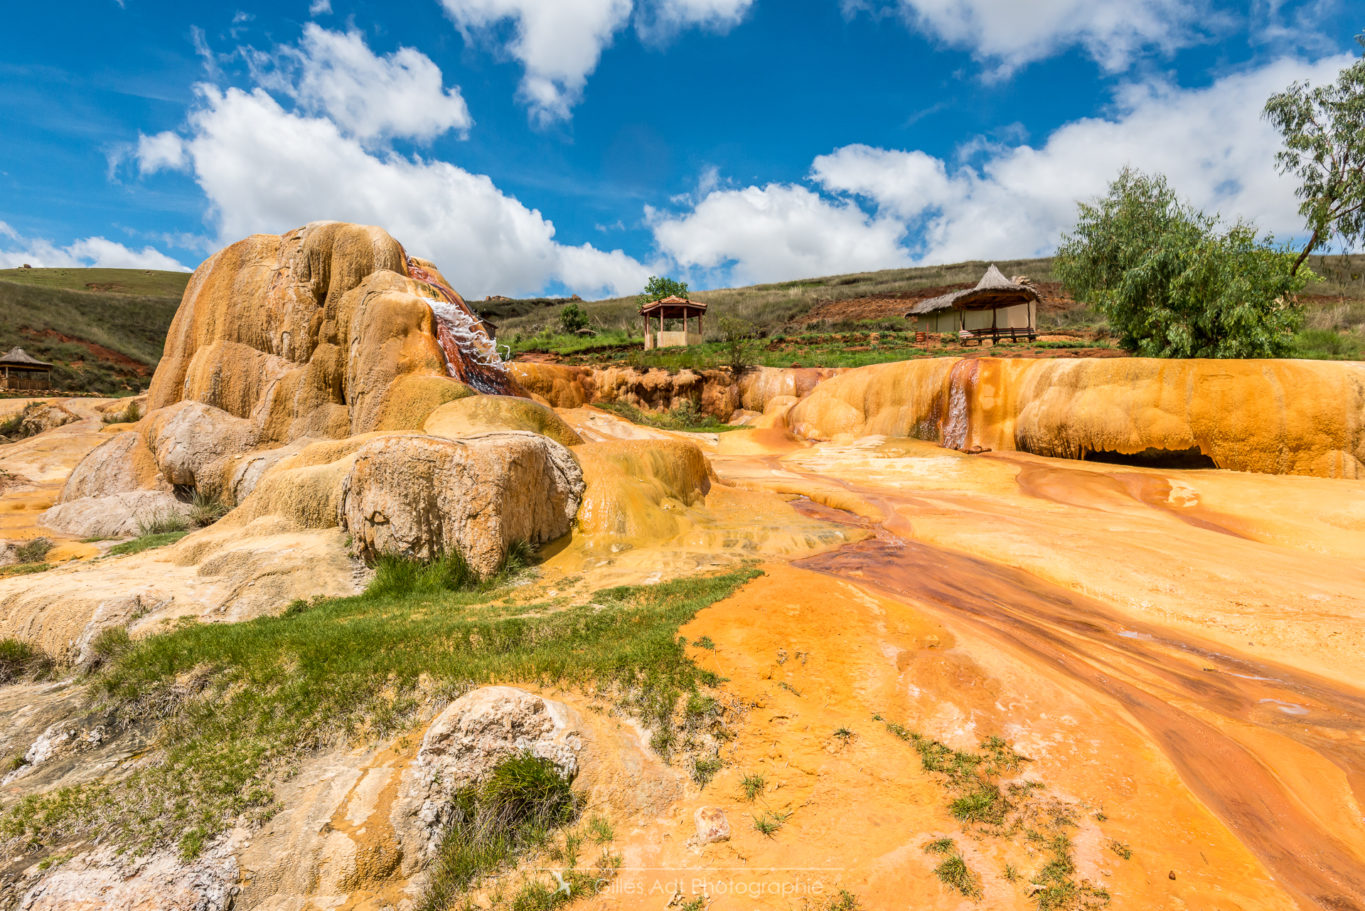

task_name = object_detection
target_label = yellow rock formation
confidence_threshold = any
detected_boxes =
[787,356,1365,478]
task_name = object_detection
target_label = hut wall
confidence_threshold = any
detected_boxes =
[919,311,958,333]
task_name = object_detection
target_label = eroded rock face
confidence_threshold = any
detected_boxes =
[787,357,1365,479]
[17,844,239,911]
[512,363,842,423]
[338,432,584,576]
[392,686,582,869]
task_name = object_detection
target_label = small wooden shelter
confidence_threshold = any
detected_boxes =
[0,348,53,391]
[640,295,707,350]
[906,265,1038,343]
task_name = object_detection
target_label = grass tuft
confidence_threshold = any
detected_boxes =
[0,638,55,685]
[107,531,189,556]
[740,774,764,801]
[420,752,577,911]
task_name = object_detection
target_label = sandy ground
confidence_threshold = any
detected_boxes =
[552,411,1365,911]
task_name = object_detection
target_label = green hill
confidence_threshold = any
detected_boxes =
[0,267,190,395]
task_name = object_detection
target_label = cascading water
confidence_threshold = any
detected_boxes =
[405,256,519,396]
[939,358,978,451]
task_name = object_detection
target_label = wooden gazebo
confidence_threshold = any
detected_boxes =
[640,295,707,350]
[0,348,53,391]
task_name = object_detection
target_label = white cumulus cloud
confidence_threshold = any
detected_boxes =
[439,0,752,123]
[850,0,1207,74]
[439,0,633,124]
[143,85,646,297]
[135,131,189,175]
[650,183,911,284]
[0,222,188,271]
[258,24,472,144]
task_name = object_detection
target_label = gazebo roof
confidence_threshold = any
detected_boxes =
[640,294,708,315]
[0,347,53,369]
[906,265,1040,316]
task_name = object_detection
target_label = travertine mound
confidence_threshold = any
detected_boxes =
[423,394,583,448]
[338,433,584,576]
[43,223,535,539]
[149,222,471,440]
[787,357,1365,478]
[574,438,712,540]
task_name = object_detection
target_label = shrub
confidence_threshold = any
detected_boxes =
[13,537,53,564]
[716,315,756,372]
[1056,168,1308,358]
[102,400,142,425]
[188,491,229,527]
[559,303,589,334]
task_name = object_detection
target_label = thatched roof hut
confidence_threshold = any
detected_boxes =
[0,347,52,369]
[0,347,54,391]
[906,265,1040,317]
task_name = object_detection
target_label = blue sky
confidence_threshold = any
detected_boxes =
[0,0,1360,296]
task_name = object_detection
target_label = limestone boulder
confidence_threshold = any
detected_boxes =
[338,432,583,577]
[40,490,191,540]
[392,686,581,868]
[55,431,166,502]
[423,394,584,448]
[12,401,79,438]
[142,400,256,496]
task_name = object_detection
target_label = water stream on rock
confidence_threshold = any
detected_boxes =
[405,256,518,396]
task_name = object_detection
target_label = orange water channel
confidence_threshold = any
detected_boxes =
[706,436,1365,911]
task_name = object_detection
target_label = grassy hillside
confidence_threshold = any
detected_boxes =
[2,253,1360,395]
[0,267,190,395]
[496,253,1365,366]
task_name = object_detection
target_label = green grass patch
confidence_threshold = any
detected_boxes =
[0,563,759,861]
[1291,327,1364,360]
[107,531,189,556]
[0,562,51,578]
[931,851,980,898]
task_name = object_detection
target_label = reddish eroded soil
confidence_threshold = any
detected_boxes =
[20,328,152,376]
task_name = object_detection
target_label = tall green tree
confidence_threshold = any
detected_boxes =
[1056,168,1308,358]
[1263,38,1365,274]
[637,275,689,306]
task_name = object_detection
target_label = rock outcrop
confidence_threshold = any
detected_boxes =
[339,432,584,576]
[786,357,1365,479]
[17,844,239,911]
[393,686,582,868]
[423,394,583,448]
